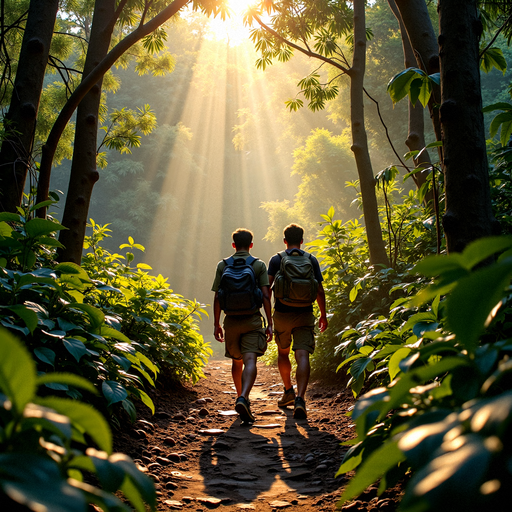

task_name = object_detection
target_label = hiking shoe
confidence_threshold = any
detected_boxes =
[278,387,296,407]
[293,396,307,419]
[235,396,255,423]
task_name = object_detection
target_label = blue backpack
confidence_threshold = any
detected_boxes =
[218,256,263,315]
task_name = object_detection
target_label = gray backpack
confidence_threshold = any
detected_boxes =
[272,249,319,306]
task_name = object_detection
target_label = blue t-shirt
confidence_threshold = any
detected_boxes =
[268,249,323,313]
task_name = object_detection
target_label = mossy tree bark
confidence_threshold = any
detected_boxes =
[57,0,117,263]
[438,0,499,252]
[350,0,389,267]
[0,0,59,212]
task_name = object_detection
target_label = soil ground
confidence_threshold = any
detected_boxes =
[115,359,403,511]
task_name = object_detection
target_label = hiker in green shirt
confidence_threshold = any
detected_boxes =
[268,224,328,419]
[212,228,273,423]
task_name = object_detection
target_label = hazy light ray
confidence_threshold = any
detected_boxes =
[146,40,229,298]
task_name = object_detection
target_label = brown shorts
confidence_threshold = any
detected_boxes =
[273,310,316,354]
[223,313,267,360]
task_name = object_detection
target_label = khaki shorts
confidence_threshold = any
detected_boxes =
[223,313,267,360]
[273,310,316,354]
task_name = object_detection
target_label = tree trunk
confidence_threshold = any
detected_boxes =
[438,0,499,252]
[394,0,443,161]
[388,0,431,194]
[0,0,59,212]
[350,0,389,267]
[57,0,117,263]
[35,0,190,218]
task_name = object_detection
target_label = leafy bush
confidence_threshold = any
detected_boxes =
[337,236,512,511]
[0,327,155,511]
[0,212,209,422]
[306,200,432,382]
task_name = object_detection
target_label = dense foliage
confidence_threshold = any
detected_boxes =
[0,207,209,420]
[0,327,155,511]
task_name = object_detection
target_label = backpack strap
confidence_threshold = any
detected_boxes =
[245,255,259,266]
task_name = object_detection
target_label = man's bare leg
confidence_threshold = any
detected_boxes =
[277,346,293,390]
[295,349,310,398]
[240,352,257,399]
[232,358,243,396]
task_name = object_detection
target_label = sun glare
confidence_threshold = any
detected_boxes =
[207,0,257,45]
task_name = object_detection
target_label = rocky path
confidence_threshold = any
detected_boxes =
[115,360,401,511]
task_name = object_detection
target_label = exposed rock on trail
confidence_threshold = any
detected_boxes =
[115,360,402,511]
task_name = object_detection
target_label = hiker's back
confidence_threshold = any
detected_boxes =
[218,256,263,315]
[273,249,319,306]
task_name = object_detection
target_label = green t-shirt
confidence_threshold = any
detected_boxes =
[211,251,269,292]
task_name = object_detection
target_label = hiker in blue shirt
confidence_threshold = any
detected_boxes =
[212,228,273,423]
[268,224,328,419]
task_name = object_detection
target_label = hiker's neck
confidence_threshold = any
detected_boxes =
[285,242,301,250]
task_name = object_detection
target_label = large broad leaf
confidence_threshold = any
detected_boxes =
[446,258,512,350]
[388,348,411,380]
[98,325,130,342]
[7,304,38,333]
[55,262,91,281]
[460,235,512,270]
[0,212,21,223]
[102,381,128,407]
[337,441,406,506]
[36,396,112,454]
[67,303,104,330]
[62,338,88,362]
[25,218,66,238]
[480,46,507,74]
[111,453,156,510]
[87,448,126,493]
[36,373,98,395]
[0,328,36,413]
[34,347,56,366]
[387,68,424,104]
[0,454,86,512]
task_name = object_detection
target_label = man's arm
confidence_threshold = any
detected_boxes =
[316,283,328,332]
[261,285,273,342]
[213,292,224,342]
[268,275,274,301]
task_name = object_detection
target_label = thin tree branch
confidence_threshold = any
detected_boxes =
[363,86,411,175]
[253,13,350,74]
[479,10,512,58]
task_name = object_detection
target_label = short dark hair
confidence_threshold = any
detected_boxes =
[283,223,304,245]
[232,228,253,249]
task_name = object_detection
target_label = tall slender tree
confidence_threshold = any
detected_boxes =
[438,0,499,251]
[0,0,59,212]
[249,0,389,266]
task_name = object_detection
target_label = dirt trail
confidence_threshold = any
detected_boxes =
[115,360,401,511]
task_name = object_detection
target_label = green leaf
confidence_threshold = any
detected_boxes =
[30,200,56,212]
[102,381,128,407]
[67,303,104,330]
[0,328,36,412]
[87,448,126,493]
[388,348,411,380]
[132,388,155,414]
[447,258,512,350]
[0,212,21,223]
[62,338,88,362]
[36,373,98,395]
[25,218,66,238]
[480,47,507,74]
[34,347,56,366]
[7,304,38,333]
[387,68,424,104]
[55,262,91,281]
[338,441,406,506]
[112,453,156,509]
[460,236,512,269]
[0,454,86,511]
[98,325,131,342]
[36,396,112,454]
